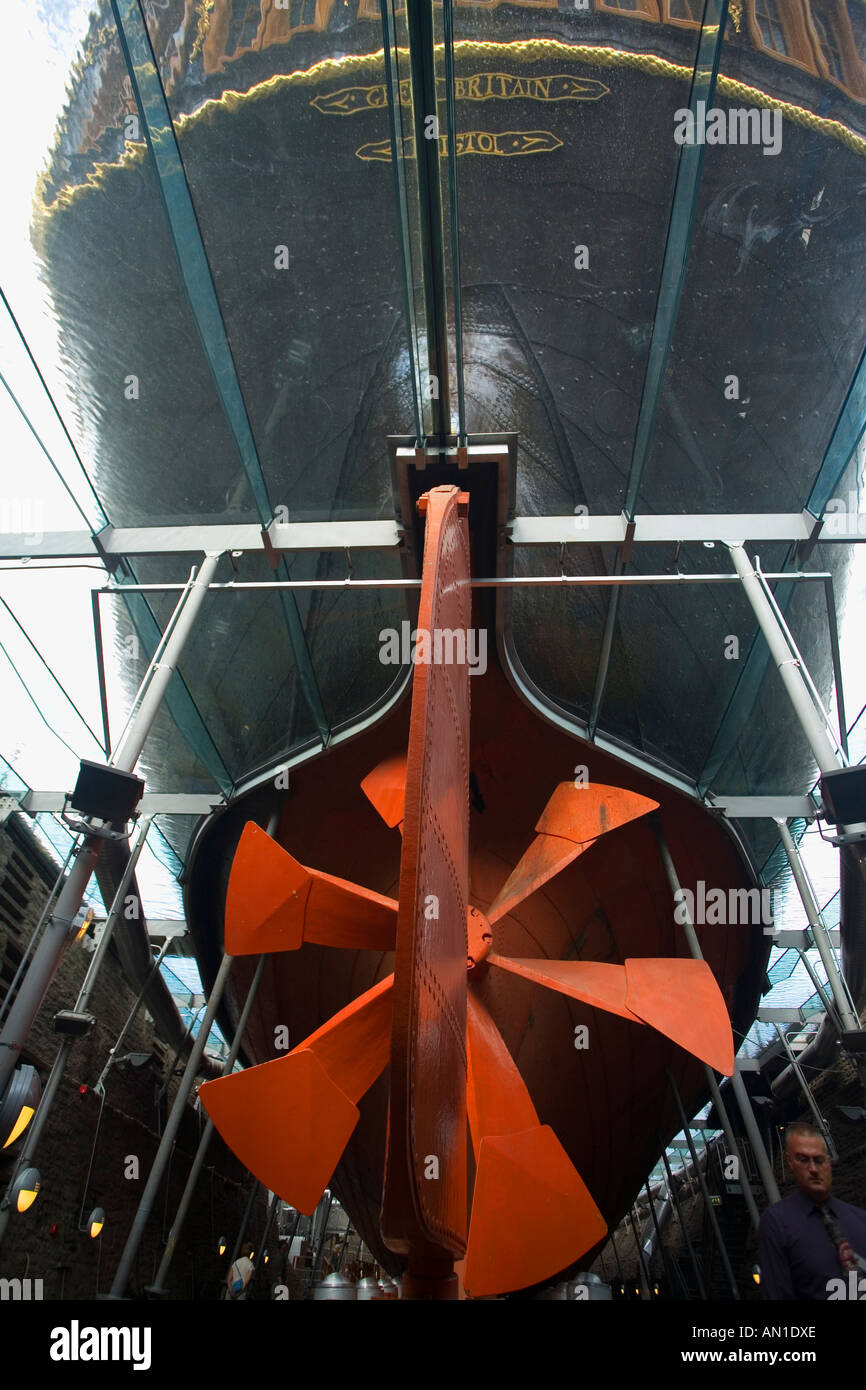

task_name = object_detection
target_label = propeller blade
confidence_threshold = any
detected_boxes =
[225,822,397,955]
[487,783,658,923]
[489,955,734,1071]
[487,955,639,1023]
[487,833,591,926]
[199,977,393,1213]
[464,993,606,1297]
[361,755,406,831]
[536,782,659,844]
[625,958,734,1075]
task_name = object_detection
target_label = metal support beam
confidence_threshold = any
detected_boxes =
[228,1179,259,1273]
[628,1207,652,1300]
[109,950,234,1297]
[728,545,866,874]
[0,554,221,1102]
[659,1142,705,1300]
[775,819,860,1033]
[654,822,762,1234]
[509,512,820,546]
[98,569,831,595]
[730,1068,782,1205]
[668,1070,740,1299]
[0,818,153,1248]
[22,792,222,816]
[405,0,451,439]
[727,543,841,777]
[13,507,866,561]
[774,1025,837,1160]
[147,955,266,1292]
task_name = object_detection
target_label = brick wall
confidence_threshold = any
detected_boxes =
[0,815,268,1299]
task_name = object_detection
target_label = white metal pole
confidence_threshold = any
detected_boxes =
[0,553,222,1101]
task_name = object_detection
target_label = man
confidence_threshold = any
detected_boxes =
[758,1121,866,1299]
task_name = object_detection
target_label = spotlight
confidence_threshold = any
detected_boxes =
[752,1265,761,1286]
[88,1208,105,1238]
[218,1236,227,1256]
[264,1250,269,1265]
[13,1167,41,1213]
[0,1065,41,1148]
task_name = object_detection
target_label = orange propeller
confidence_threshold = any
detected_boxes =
[200,484,736,1299]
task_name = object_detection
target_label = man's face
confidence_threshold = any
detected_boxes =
[786,1133,832,1202]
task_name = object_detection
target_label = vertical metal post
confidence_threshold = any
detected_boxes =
[229,1179,259,1268]
[628,1206,652,1299]
[644,1181,676,1294]
[0,552,222,1100]
[250,1190,280,1287]
[730,1068,781,1205]
[774,1025,837,1159]
[0,819,153,1249]
[668,1071,740,1299]
[660,1143,705,1300]
[775,819,860,1032]
[109,949,234,1297]
[93,938,173,1097]
[148,954,267,1291]
[654,821,762,1234]
[311,1191,333,1286]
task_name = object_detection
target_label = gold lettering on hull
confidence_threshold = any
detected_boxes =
[312,72,608,114]
[356,130,563,161]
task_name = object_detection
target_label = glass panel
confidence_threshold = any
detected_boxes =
[18,8,257,528]
[637,12,866,515]
[598,542,769,777]
[135,0,416,516]
[452,4,706,514]
[507,543,607,723]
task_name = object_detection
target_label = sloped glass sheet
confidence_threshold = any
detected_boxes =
[507,543,607,724]
[283,548,409,735]
[640,13,866,516]
[135,0,413,520]
[30,8,257,527]
[452,3,706,515]
[597,541,767,778]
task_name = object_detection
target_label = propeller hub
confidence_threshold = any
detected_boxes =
[467,905,493,972]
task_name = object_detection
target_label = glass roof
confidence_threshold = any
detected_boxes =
[1,0,865,1069]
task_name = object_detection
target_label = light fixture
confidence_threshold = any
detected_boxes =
[13,1166,40,1212]
[218,1236,227,1256]
[88,1207,105,1238]
[263,1250,269,1265]
[75,908,95,943]
[752,1265,761,1286]
[1,1064,41,1148]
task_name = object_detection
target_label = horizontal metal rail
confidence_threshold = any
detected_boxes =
[101,571,832,594]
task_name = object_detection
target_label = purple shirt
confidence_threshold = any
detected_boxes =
[758,1189,866,1299]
